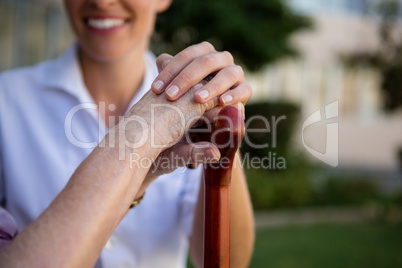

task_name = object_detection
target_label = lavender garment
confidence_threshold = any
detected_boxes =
[0,207,18,251]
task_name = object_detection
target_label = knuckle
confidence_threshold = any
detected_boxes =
[244,82,252,91]
[202,96,219,111]
[162,68,176,81]
[236,65,244,77]
[177,49,193,62]
[158,52,170,59]
[222,51,234,62]
[178,72,193,85]
[156,53,170,63]
[195,102,206,117]
[199,54,215,68]
[225,66,240,80]
[200,41,215,51]
[243,83,253,98]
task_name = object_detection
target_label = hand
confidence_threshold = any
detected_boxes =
[122,83,223,198]
[125,83,219,151]
[151,42,252,107]
[120,81,221,167]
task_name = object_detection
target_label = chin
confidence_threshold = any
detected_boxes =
[91,50,126,62]
[79,44,128,63]
[79,39,148,63]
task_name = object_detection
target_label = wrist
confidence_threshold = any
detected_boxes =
[129,192,145,209]
[109,120,161,159]
[134,177,153,200]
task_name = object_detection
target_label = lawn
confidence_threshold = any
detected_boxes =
[188,222,402,268]
[251,223,402,268]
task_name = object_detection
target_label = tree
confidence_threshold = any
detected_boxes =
[346,0,402,112]
[152,0,311,71]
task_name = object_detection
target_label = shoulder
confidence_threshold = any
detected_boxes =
[0,59,60,126]
[0,60,54,99]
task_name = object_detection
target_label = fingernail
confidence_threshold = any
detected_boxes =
[222,95,233,104]
[196,90,209,101]
[166,85,179,98]
[153,80,164,92]
[207,149,220,161]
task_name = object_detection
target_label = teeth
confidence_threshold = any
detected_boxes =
[88,18,125,30]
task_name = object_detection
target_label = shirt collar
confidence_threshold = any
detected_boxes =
[45,42,94,104]
[44,42,157,114]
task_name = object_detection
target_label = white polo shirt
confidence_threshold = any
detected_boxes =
[0,44,202,268]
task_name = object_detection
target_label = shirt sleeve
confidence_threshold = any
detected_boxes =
[0,76,4,207]
[0,143,3,208]
[178,166,203,238]
[0,115,17,251]
[0,206,18,251]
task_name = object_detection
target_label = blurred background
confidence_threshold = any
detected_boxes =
[1,0,402,267]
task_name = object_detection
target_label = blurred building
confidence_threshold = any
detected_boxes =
[247,0,402,191]
[0,0,71,71]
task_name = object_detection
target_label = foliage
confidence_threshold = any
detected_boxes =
[246,168,314,209]
[240,101,300,160]
[239,103,395,211]
[245,153,316,210]
[239,101,313,210]
[398,147,402,170]
[345,0,402,111]
[246,164,387,210]
[153,0,311,71]
[313,175,380,206]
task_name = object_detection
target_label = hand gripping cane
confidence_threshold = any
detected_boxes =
[194,105,245,268]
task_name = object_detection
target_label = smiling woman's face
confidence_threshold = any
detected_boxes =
[64,0,171,61]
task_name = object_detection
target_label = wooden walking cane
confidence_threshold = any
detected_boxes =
[195,105,245,268]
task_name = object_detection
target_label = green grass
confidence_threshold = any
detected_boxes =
[188,222,402,267]
[250,223,402,268]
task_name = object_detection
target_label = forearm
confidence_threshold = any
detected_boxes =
[0,80,228,267]
[0,129,157,267]
[228,153,255,267]
[190,152,255,268]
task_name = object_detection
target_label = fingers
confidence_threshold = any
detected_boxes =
[155,53,173,73]
[180,141,221,164]
[151,42,216,94]
[194,65,245,103]
[191,106,223,128]
[149,141,220,177]
[155,141,221,172]
[218,82,253,106]
[152,42,251,109]
[189,83,221,113]
[163,52,235,101]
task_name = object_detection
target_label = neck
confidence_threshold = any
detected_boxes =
[78,46,146,128]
